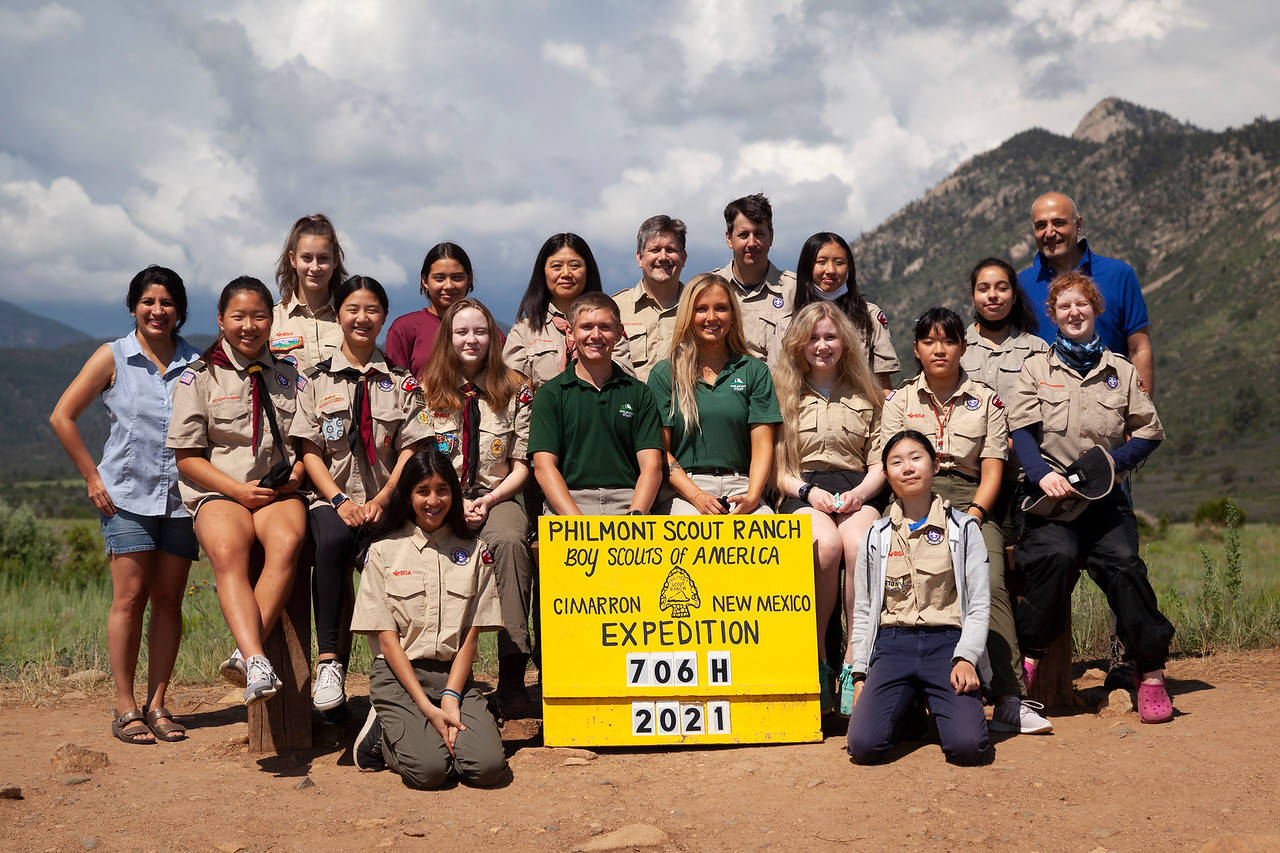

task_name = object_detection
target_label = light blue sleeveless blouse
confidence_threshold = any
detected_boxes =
[96,333,202,518]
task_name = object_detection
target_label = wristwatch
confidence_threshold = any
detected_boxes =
[331,493,349,509]
[627,509,643,516]
[797,483,814,503]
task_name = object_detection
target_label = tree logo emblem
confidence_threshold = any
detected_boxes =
[658,566,701,618]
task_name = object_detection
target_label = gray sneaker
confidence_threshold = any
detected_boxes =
[990,697,1053,734]
[312,660,347,711]
[243,654,282,707]
[353,706,386,771]
[219,648,247,688]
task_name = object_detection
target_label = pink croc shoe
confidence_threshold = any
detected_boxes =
[1135,674,1173,724]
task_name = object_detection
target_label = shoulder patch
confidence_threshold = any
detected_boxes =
[481,547,494,565]
[877,310,888,326]
[518,385,534,405]
[179,368,197,385]
[402,375,420,392]
[993,395,1004,409]
[886,390,895,401]
[295,376,307,391]
[1138,377,1149,395]
[964,396,980,410]
[451,547,469,565]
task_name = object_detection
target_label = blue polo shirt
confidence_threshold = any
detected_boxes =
[1017,239,1149,355]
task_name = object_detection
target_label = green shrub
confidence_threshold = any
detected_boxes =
[0,500,59,581]
[1193,496,1247,528]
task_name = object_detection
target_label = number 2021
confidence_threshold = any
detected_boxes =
[631,701,730,736]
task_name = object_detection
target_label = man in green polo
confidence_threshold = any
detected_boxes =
[529,292,665,516]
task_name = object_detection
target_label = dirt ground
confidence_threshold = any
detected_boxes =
[2,650,1279,853]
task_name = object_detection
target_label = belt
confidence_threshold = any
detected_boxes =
[936,468,979,484]
[686,467,738,476]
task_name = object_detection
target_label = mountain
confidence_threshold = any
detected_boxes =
[853,97,1280,521]
[0,300,92,348]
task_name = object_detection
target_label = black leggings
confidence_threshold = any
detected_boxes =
[310,504,359,659]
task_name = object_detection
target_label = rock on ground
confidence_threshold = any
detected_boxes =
[51,743,109,774]
[63,670,109,686]
[574,824,669,851]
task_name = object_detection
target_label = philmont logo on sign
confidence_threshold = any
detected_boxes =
[618,402,634,418]
[659,567,701,617]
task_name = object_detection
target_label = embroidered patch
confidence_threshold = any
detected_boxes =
[618,402,634,418]
[436,433,457,454]
[392,570,412,576]
[993,395,1004,409]
[179,369,196,385]
[885,575,912,595]
[490,438,505,457]
[877,310,888,326]
[771,296,784,308]
[886,390,895,401]
[402,375,420,392]
[1138,377,1149,395]
[383,434,392,447]
[275,374,290,388]
[270,334,302,352]
[417,410,430,425]
[730,377,747,392]
[965,396,980,410]
[322,416,345,441]
[925,529,943,545]
[281,354,298,367]
[481,548,494,565]
[452,548,469,565]
[319,393,346,408]
[295,376,307,391]
[378,376,394,392]
[518,385,534,405]
[1106,374,1119,389]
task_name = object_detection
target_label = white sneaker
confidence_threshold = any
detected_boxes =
[219,648,247,688]
[990,697,1053,734]
[243,654,282,707]
[313,660,347,711]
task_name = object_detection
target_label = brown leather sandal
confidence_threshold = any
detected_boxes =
[111,708,155,745]
[144,706,187,742]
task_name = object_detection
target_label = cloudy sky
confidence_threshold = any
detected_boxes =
[3,0,1277,336]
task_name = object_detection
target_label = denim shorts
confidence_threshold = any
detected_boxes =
[99,508,199,561]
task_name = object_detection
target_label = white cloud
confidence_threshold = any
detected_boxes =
[0,3,82,42]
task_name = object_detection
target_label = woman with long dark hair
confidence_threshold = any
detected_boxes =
[386,242,475,376]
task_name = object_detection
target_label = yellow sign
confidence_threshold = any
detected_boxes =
[538,515,820,747]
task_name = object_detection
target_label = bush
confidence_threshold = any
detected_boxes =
[0,500,59,582]
[1193,496,1247,528]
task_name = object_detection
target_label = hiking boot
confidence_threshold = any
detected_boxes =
[354,706,386,771]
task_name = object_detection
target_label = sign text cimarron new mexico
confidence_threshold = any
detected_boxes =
[539,515,820,747]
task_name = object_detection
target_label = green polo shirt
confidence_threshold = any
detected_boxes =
[647,352,781,473]
[528,361,663,489]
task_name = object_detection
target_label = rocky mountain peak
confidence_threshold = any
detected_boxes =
[1071,96,1197,143]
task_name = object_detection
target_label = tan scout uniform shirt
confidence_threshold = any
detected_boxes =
[881,495,963,629]
[613,280,683,382]
[289,349,433,507]
[959,324,1048,405]
[167,340,300,513]
[795,381,880,471]
[710,261,796,364]
[1007,349,1164,480]
[270,298,343,373]
[503,306,633,390]
[859,301,902,376]
[425,380,532,493]
[874,371,1008,480]
[351,523,503,661]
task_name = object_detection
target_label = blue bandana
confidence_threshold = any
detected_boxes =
[1052,332,1105,376]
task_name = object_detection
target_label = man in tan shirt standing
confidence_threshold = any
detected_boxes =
[710,193,796,364]
[613,215,687,381]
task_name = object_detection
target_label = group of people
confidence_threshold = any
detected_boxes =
[49,189,1173,784]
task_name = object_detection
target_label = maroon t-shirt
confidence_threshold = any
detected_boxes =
[385,308,443,376]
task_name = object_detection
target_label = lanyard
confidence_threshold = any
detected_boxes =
[926,394,958,456]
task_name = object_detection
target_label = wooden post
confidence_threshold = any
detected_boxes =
[1007,546,1075,709]
[249,543,313,753]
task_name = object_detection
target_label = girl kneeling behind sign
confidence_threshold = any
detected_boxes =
[847,429,992,766]
[350,449,508,788]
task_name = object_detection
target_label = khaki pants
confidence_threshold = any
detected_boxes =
[479,500,534,658]
[932,474,1024,699]
[369,657,507,789]
[667,473,774,515]
[567,487,636,516]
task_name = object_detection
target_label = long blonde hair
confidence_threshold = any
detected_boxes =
[422,298,526,412]
[774,301,883,481]
[666,274,748,436]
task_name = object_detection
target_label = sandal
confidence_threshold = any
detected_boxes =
[145,706,188,742]
[111,708,155,745]
[1134,673,1173,724]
